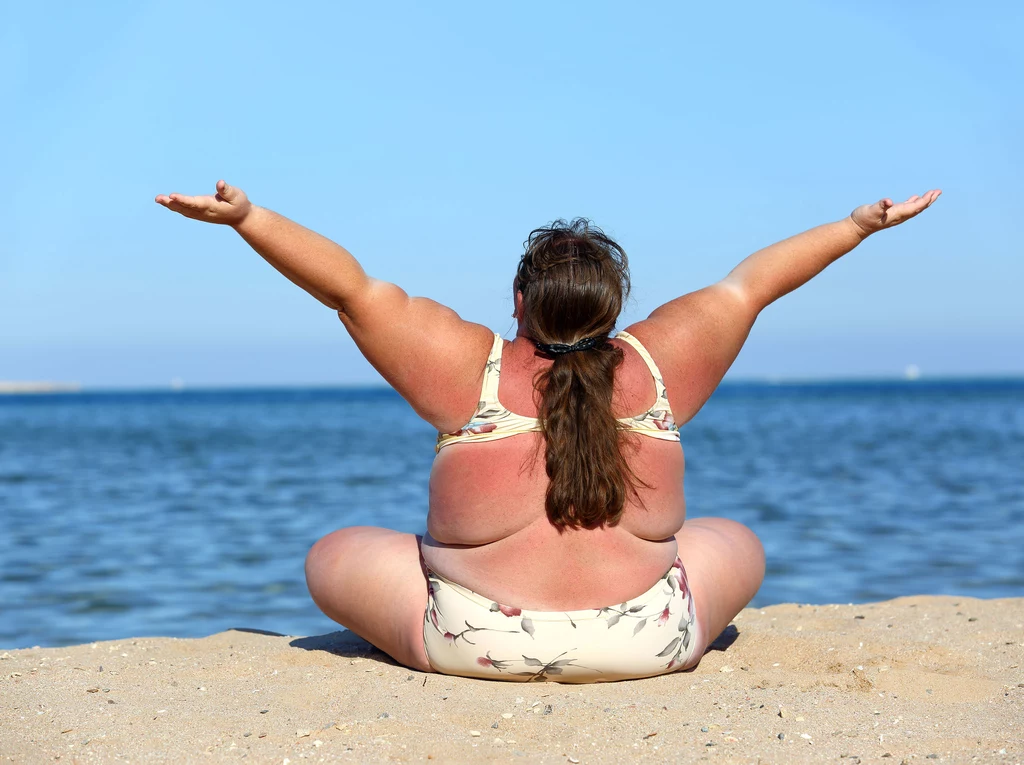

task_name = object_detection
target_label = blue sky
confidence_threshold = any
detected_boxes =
[3,1,1021,387]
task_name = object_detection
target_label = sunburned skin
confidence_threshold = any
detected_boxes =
[423,332,687,612]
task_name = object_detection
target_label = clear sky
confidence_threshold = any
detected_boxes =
[3,1,1021,387]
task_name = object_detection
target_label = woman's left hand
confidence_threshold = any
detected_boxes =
[849,189,942,237]
[155,180,253,226]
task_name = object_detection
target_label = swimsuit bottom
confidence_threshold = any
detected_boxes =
[422,556,699,683]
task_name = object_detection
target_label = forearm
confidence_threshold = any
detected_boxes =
[232,206,369,311]
[725,216,869,311]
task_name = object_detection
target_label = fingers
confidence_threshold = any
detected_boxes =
[874,198,894,227]
[910,190,938,212]
[216,179,241,202]
[154,180,243,210]
[905,189,942,208]
[154,194,189,210]
[169,193,202,208]
[154,193,202,209]
[154,192,217,220]
[161,199,198,217]
[886,189,942,225]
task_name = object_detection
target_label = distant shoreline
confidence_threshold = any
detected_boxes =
[2,376,1023,396]
[0,381,81,394]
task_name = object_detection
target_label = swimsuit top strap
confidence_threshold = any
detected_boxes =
[478,333,504,405]
[615,331,670,402]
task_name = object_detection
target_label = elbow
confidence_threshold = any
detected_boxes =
[314,291,344,312]
[717,277,764,318]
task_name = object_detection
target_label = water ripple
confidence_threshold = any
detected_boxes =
[1,382,1022,647]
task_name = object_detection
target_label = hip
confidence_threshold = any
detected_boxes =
[421,554,699,683]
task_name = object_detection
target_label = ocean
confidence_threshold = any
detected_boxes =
[1,380,1022,649]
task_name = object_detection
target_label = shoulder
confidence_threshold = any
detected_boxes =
[337,281,499,430]
[622,283,759,425]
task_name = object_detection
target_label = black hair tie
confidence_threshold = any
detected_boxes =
[534,336,601,355]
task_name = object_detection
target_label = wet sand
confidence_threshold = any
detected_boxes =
[2,596,1021,764]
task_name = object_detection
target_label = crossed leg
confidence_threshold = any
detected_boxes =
[304,526,432,672]
[303,517,765,676]
[674,517,766,668]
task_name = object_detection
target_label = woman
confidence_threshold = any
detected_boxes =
[156,182,940,682]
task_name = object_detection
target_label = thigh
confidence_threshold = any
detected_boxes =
[304,526,433,673]
[674,517,765,667]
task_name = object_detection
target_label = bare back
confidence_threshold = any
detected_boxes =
[423,326,689,610]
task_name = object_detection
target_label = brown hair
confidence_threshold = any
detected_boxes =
[515,218,649,531]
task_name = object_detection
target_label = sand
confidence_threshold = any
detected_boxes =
[1,596,1021,764]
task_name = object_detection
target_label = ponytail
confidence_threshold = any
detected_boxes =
[516,219,648,530]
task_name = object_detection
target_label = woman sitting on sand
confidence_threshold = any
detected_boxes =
[156,183,940,682]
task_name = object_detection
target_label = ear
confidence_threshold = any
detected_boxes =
[513,290,524,319]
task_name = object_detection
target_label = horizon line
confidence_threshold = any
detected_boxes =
[4,372,1024,396]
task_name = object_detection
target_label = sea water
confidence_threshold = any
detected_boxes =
[1,381,1022,648]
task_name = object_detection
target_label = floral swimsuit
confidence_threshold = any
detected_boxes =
[428,331,697,682]
[423,556,699,682]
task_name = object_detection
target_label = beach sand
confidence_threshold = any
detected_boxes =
[2,596,1021,764]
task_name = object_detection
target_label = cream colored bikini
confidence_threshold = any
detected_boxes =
[426,331,699,682]
[435,331,680,452]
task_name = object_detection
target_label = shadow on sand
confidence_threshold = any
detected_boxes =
[288,630,398,664]
[705,624,739,653]
[278,623,740,675]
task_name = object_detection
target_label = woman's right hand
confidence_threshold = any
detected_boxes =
[849,189,942,237]
[154,180,253,227]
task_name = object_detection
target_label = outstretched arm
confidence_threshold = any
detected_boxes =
[155,181,366,311]
[630,190,942,425]
[722,189,942,310]
[155,181,495,431]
